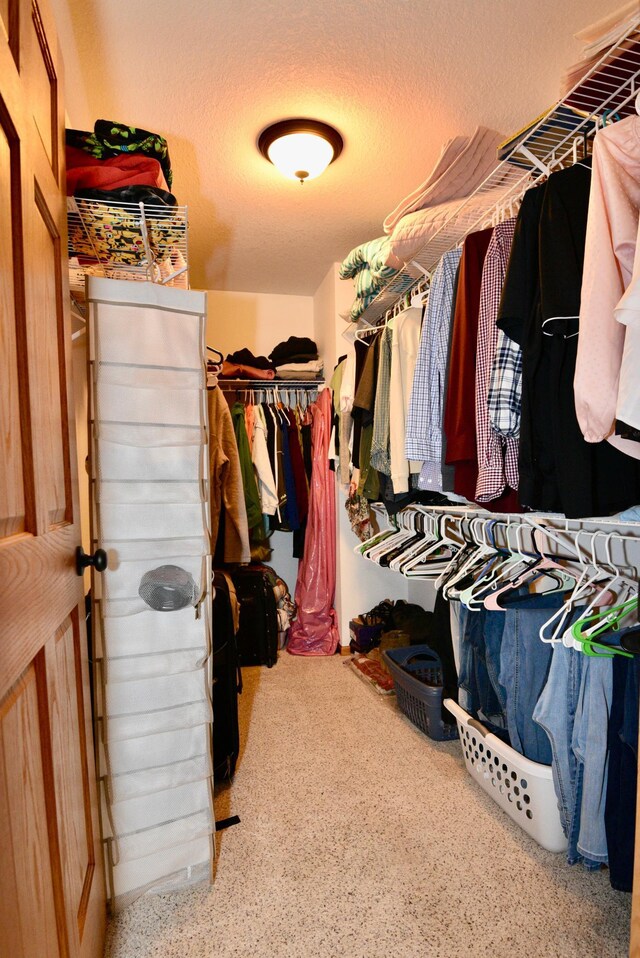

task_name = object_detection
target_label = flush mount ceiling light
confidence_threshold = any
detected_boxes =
[258,118,343,183]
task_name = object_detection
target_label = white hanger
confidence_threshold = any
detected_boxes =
[538,529,602,645]
[410,280,429,309]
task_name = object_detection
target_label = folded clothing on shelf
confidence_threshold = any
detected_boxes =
[75,185,177,209]
[339,235,401,322]
[275,359,323,380]
[66,145,169,195]
[383,125,504,234]
[269,336,319,365]
[67,120,173,188]
[226,348,274,371]
[561,2,640,97]
[386,185,511,266]
[220,361,275,380]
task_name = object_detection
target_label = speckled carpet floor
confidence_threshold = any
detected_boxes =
[105,653,631,958]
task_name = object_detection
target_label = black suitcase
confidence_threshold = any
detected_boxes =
[212,572,242,781]
[231,565,279,668]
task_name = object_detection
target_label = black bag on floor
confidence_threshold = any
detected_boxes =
[212,572,243,781]
[230,565,279,668]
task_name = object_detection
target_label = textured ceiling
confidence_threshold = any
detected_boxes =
[54,0,622,295]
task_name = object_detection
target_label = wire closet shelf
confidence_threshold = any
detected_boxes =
[67,197,189,293]
[216,379,325,387]
[354,15,640,328]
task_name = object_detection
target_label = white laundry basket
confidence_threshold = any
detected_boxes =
[444,699,568,853]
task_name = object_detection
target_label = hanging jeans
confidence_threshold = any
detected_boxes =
[534,643,612,869]
[498,595,561,765]
[458,607,508,739]
[605,653,640,892]
[533,642,584,860]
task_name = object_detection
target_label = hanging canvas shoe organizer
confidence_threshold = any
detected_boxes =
[87,277,215,911]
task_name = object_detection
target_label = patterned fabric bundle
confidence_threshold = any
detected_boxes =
[67,120,173,188]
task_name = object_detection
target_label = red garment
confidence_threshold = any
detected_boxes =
[220,362,275,380]
[66,146,168,194]
[286,409,308,524]
[287,389,339,656]
[444,228,493,501]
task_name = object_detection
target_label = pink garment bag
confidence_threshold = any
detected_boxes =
[287,389,340,655]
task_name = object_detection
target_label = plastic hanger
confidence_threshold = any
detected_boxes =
[559,530,628,651]
[399,512,467,584]
[459,520,542,608]
[566,531,638,654]
[432,516,483,594]
[570,595,638,644]
[355,528,396,557]
[410,274,430,309]
[456,519,513,608]
[482,527,576,611]
[538,529,607,645]
[389,513,438,572]
[442,517,498,601]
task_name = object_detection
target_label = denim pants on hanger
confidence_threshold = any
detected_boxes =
[458,606,508,739]
[572,654,612,867]
[533,639,612,869]
[498,595,561,765]
[605,653,640,892]
[533,640,583,852]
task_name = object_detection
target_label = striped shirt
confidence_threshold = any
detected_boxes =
[405,248,463,480]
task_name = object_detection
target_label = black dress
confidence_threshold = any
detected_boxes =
[498,167,640,518]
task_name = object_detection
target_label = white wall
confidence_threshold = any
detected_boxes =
[48,0,93,128]
[313,264,409,646]
[207,288,315,594]
[207,290,314,360]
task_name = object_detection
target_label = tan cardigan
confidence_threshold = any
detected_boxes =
[207,387,250,564]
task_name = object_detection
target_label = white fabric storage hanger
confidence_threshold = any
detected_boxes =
[103,724,213,803]
[88,276,214,911]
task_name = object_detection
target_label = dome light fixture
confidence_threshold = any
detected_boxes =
[258,118,343,184]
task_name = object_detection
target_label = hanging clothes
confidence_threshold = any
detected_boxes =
[350,338,370,471]
[406,247,462,492]
[389,305,423,494]
[230,401,269,559]
[498,165,640,517]
[443,227,493,502]
[352,331,382,500]
[369,325,393,476]
[288,389,340,656]
[574,116,640,447]
[251,405,278,517]
[497,184,550,510]
[207,387,250,564]
[474,218,519,502]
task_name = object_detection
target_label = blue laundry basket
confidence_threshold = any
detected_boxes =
[383,645,458,742]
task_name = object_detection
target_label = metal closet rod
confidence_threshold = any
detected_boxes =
[216,379,324,387]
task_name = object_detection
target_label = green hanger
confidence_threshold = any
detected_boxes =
[580,634,633,659]
[570,595,639,657]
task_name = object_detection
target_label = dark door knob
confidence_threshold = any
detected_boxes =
[76,546,108,576]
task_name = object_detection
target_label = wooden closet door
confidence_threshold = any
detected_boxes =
[0,2,106,957]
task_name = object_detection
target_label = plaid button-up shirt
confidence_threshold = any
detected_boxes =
[476,219,519,500]
[405,248,463,488]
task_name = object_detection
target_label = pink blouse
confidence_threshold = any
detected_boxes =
[574,116,640,444]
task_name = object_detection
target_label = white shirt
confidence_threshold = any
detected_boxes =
[389,306,423,493]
